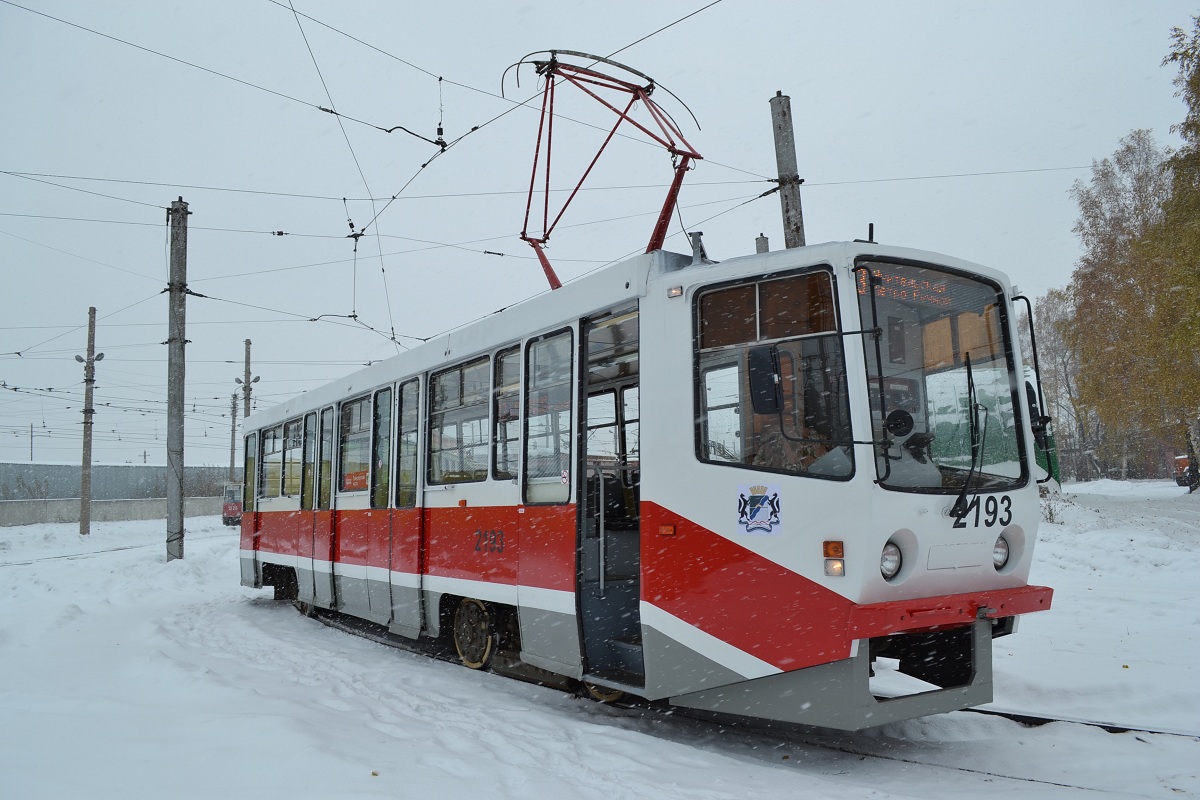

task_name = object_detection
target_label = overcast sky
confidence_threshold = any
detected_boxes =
[1,0,1194,468]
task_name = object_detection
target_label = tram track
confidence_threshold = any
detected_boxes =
[309,602,1194,797]
[772,726,1179,797]
[0,529,239,568]
[965,706,1200,739]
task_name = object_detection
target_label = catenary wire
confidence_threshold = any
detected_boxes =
[0,0,431,141]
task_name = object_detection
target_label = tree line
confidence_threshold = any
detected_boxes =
[1027,18,1200,487]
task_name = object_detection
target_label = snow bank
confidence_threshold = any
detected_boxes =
[1,486,1197,798]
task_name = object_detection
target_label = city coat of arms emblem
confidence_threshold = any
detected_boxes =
[737,484,781,534]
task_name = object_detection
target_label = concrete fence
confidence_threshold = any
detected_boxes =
[0,497,222,527]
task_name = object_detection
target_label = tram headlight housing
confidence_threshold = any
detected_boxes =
[992,535,1010,570]
[880,541,902,580]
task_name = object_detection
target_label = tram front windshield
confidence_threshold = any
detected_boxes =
[856,259,1027,493]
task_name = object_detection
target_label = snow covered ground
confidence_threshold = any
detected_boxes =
[1,481,1197,798]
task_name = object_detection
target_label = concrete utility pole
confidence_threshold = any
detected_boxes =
[769,91,806,249]
[76,306,103,536]
[236,339,259,419]
[228,392,238,481]
[166,197,189,561]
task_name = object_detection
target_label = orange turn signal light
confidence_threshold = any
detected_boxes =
[823,540,844,558]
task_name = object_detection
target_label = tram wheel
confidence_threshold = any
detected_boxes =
[582,682,625,703]
[453,598,495,670]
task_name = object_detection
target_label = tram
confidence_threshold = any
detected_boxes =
[239,239,1053,730]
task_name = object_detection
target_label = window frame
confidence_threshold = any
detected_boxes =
[370,387,393,508]
[523,327,574,505]
[243,432,257,512]
[258,424,283,498]
[395,378,420,508]
[693,267,855,482]
[428,356,491,485]
[301,411,317,510]
[492,345,521,481]
[338,395,372,494]
[282,417,304,497]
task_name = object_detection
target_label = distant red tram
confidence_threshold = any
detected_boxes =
[240,242,1053,730]
[221,483,242,527]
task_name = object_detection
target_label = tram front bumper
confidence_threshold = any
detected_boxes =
[669,617,995,731]
[667,585,1052,731]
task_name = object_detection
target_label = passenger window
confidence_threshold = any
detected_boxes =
[699,285,756,349]
[395,379,419,508]
[429,357,490,484]
[524,329,573,504]
[282,419,304,497]
[301,412,316,510]
[493,347,521,480]
[243,432,257,512]
[760,273,837,339]
[622,386,640,465]
[371,388,392,508]
[586,390,619,464]
[317,407,334,509]
[259,425,283,498]
[701,364,742,462]
[339,396,371,492]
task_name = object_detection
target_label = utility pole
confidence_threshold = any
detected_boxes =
[769,91,806,248]
[236,338,259,420]
[76,306,104,536]
[240,338,256,417]
[166,197,189,561]
[228,392,238,481]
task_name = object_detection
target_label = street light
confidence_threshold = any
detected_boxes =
[235,374,260,417]
[76,307,104,536]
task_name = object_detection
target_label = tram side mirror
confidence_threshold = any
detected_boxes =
[747,346,782,415]
[1026,384,1050,451]
[885,409,914,438]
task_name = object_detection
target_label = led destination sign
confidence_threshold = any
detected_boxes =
[856,262,1000,312]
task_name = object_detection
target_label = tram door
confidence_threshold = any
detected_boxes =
[312,406,337,608]
[578,307,643,686]
[296,411,318,605]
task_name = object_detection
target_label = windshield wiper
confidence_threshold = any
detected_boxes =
[950,353,986,518]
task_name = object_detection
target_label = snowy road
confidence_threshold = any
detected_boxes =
[1,482,1197,798]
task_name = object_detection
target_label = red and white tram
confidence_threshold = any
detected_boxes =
[240,240,1053,730]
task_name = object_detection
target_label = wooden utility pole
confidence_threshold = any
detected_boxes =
[166,197,189,561]
[228,392,238,481]
[77,306,102,536]
[769,91,806,248]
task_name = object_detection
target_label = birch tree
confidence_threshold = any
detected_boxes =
[1068,129,1173,478]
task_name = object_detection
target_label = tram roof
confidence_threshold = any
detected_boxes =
[245,240,1010,431]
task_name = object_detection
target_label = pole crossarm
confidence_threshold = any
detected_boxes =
[515,53,702,289]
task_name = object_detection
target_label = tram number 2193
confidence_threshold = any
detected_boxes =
[952,495,1013,529]
[474,529,505,554]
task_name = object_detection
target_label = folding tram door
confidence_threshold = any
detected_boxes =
[312,406,337,609]
[578,305,643,689]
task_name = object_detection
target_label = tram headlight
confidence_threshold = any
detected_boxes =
[880,541,902,580]
[992,535,1010,570]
